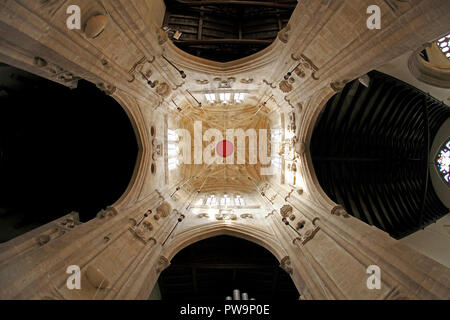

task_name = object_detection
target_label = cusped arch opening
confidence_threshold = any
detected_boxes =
[157,235,299,301]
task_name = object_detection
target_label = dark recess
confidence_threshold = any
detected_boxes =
[0,65,138,242]
[158,235,299,300]
[310,71,450,239]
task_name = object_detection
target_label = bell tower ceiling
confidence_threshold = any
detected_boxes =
[175,100,273,193]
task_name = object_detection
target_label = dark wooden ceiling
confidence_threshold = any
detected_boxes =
[162,0,296,62]
[310,71,450,239]
[158,235,299,300]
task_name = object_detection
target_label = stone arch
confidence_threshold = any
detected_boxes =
[106,90,148,210]
[162,224,289,265]
[300,87,340,210]
[158,223,302,298]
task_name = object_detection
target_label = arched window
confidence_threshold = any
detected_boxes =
[168,129,180,171]
[234,195,245,206]
[435,139,450,186]
[220,194,231,206]
[437,34,450,59]
[205,194,217,206]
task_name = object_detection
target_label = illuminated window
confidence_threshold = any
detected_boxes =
[205,194,215,206]
[437,34,450,59]
[234,93,245,103]
[234,195,245,206]
[271,156,282,169]
[168,129,178,142]
[271,129,282,142]
[168,144,179,157]
[168,158,179,170]
[205,93,216,103]
[435,139,450,186]
[220,194,231,206]
[219,93,231,103]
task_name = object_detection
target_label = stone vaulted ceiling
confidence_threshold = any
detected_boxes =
[178,102,271,193]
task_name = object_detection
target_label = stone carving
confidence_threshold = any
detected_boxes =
[59,213,81,229]
[152,138,163,160]
[240,213,253,219]
[297,103,303,113]
[330,80,348,92]
[84,15,108,39]
[127,56,154,83]
[197,213,209,219]
[277,24,291,43]
[279,80,293,93]
[297,188,304,195]
[263,79,277,89]
[96,82,116,95]
[296,220,306,230]
[33,57,80,88]
[196,79,209,85]
[216,212,237,221]
[156,202,172,218]
[34,57,47,67]
[301,225,320,245]
[97,207,118,219]
[85,265,109,289]
[291,53,319,80]
[157,28,169,45]
[280,256,293,275]
[312,217,320,226]
[265,210,277,218]
[294,67,306,78]
[285,189,294,201]
[156,256,170,273]
[240,78,253,84]
[129,217,157,244]
[288,111,296,132]
[155,82,171,97]
[331,205,350,218]
[36,234,51,246]
[295,140,306,155]
[214,77,236,89]
[289,214,296,221]
[280,204,293,218]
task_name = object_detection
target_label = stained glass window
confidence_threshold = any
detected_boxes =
[435,138,450,186]
[437,34,450,60]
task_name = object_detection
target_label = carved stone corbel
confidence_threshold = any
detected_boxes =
[280,256,293,275]
[331,205,350,217]
[156,256,170,273]
[277,24,291,43]
[330,80,349,92]
[97,207,118,219]
[96,82,116,95]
